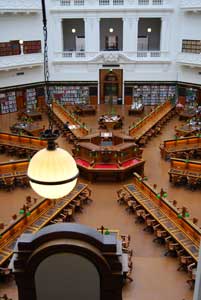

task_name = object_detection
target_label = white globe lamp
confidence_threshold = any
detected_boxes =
[28,133,79,199]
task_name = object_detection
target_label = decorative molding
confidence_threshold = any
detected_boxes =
[0,0,41,11]
[0,53,43,71]
[177,52,201,67]
[180,0,201,10]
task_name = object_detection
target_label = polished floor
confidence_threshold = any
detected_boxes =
[0,104,200,300]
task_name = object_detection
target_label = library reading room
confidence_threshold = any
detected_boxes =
[0,1,201,300]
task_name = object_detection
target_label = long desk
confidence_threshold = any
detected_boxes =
[160,136,201,160]
[129,101,174,141]
[0,183,87,266]
[52,101,89,138]
[0,132,47,151]
[0,160,28,179]
[175,124,201,137]
[10,122,43,136]
[124,173,200,262]
[168,158,201,182]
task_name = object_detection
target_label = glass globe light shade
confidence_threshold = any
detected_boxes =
[28,147,79,199]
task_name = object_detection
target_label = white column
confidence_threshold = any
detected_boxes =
[193,243,201,300]
[54,18,63,53]
[160,16,169,52]
[123,16,139,53]
[84,17,100,53]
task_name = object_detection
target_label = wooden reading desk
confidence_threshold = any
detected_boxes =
[52,101,89,138]
[124,173,200,262]
[20,110,42,121]
[160,136,201,160]
[10,122,43,136]
[168,158,201,183]
[0,132,47,152]
[0,183,88,266]
[129,100,175,141]
[0,159,28,179]
[74,104,96,116]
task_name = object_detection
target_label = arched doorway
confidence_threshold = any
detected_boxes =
[99,69,123,104]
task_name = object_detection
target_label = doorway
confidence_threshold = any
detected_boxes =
[99,69,123,104]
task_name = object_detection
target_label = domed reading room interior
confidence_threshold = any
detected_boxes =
[0,1,201,300]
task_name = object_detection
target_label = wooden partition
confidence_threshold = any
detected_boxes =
[52,101,89,138]
[124,173,201,261]
[160,136,201,160]
[129,100,174,140]
[0,132,47,150]
[0,159,29,178]
[0,182,87,266]
[169,158,201,181]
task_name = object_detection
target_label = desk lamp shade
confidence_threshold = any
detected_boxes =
[28,147,79,199]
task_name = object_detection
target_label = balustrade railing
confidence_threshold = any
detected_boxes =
[56,0,167,6]
[54,50,168,61]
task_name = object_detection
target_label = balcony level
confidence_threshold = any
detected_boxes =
[0,53,43,71]
[180,0,201,12]
[53,50,170,64]
[0,0,41,14]
[51,0,173,11]
[177,52,201,68]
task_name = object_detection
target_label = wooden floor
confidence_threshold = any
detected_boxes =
[0,105,200,300]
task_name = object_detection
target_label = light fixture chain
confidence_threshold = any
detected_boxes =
[42,0,52,130]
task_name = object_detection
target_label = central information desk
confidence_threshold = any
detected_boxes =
[73,132,144,181]
[160,136,201,160]
[123,173,200,262]
[0,183,87,266]
[129,101,175,141]
[52,101,89,138]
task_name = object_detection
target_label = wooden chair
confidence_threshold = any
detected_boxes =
[187,176,199,191]
[153,224,168,244]
[177,255,194,272]
[135,208,147,224]
[164,236,181,257]
[143,217,157,233]
[3,177,15,191]
[186,263,197,289]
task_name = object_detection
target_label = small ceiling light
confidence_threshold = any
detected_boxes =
[72,28,76,33]
[19,40,24,45]
[109,28,114,33]
[147,27,152,33]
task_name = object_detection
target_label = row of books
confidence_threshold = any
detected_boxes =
[0,40,42,57]
[0,92,17,114]
[49,86,89,104]
[26,89,37,110]
[133,85,176,105]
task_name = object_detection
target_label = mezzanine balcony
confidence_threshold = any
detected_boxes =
[0,0,41,14]
[53,50,170,64]
[177,52,201,68]
[51,0,172,10]
[0,53,43,71]
[180,0,201,11]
